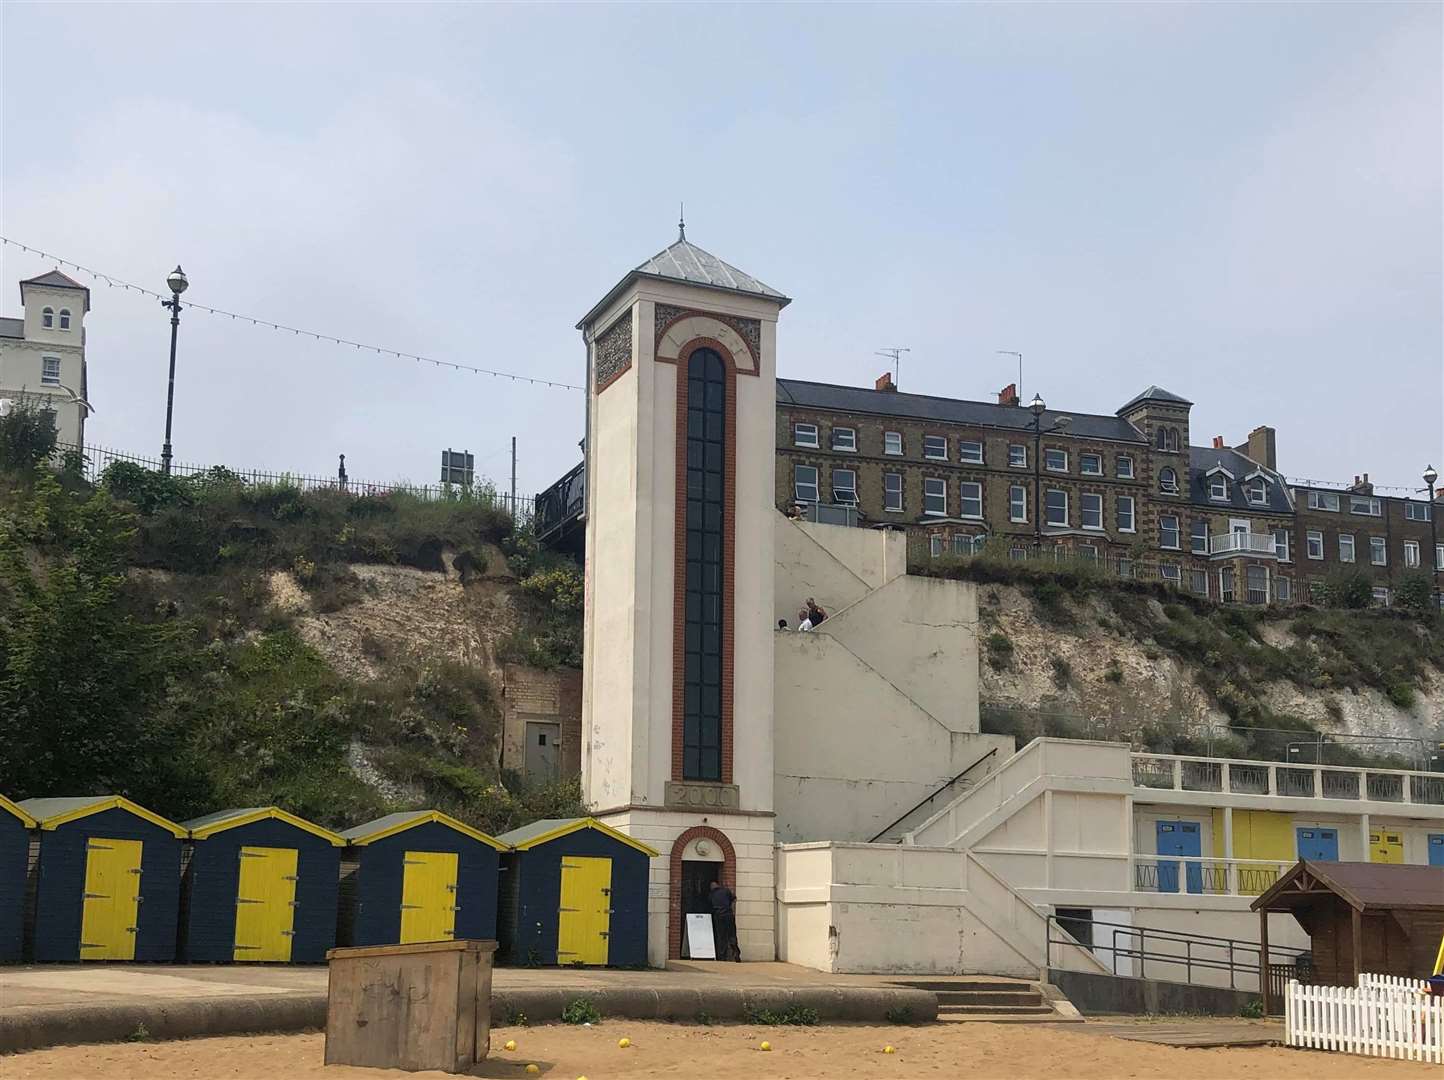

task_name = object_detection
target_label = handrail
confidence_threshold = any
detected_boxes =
[869,747,1000,844]
[1131,751,1435,781]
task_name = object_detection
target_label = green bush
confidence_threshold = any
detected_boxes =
[1050,656,1072,688]
[744,1004,819,1026]
[984,631,1014,671]
[1394,571,1436,613]
[1319,570,1373,609]
[0,398,59,472]
[561,998,602,1025]
[1386,683,1417,710]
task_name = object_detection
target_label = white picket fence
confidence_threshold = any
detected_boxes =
[1285,978,1444,1062]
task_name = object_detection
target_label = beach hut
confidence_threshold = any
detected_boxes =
[0,794,37,962]
[19,796,186,963]
[181,807,343,963]
[338,810,508,948]
[494,817,656,967]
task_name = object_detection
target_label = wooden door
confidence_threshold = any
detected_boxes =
[400,851,459,944]
[79,838,143,960]
[557,856,611,966]
[233,846,298,961]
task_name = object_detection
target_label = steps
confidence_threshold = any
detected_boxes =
[886,979,1078,1023]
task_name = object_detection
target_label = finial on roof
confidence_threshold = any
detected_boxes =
[678,202,686,242]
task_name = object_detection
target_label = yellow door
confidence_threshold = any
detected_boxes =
[557,856,611,966]
[399,850,459,944]
[79,838,143,960]
[233,846,298,961]
[1369,831,1404,864]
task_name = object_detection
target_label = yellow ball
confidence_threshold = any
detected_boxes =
[884,1045,896,1054]
[504,1040,517,1051]
[525,1065,539,1075]
[759,1040,772,1051]
[618,1037,631,1048]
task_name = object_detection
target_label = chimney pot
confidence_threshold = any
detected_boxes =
[1212,436,1225,449]
[998,383,1019,407]
[875,372,897,392]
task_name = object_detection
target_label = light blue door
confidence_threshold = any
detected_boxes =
[1156,820,1202,894]
[1296,827,1339,861]
[1429,834,1444,867]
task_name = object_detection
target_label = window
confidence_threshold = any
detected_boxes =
[1276,576,1292,603]
[793,464,819,503]
[1080,453,1102,476]
[1246,565,1268,604]
[1339,534,1355,563]
[1404,540,1420,568]
[1437,544,1444,571]
[40,357,61,386]
[683,348,726,781]
[1117,455,1134,479]
[1117,495,1135,533]
[1306,530,1324,560]
[41,307,53,328]
[832,426,857,452]
[1308,490,1340,512]
[793,422,818,448]
[1159,514,1180,549]
[1044,448,1068,472]
[1161,564,1181,584]
[58,309,71,330]
[1159,467,1179,495]
[1191,519,1208,554]
[1081,492,1103,530]
[930,534,944,558]
[1189,570,1208,596]
[1273,529,1290,562]
[1078,543,1098,562]
[1246,478,1267,505]
[1008,444,1027,468]
[1209,475,1229,500]
[960,481,983,519]
[1220,567,1236,603]
[954,534,984,556]
[924,477,947,516]
[1009,484,1027,523]
[1405,502,1431,522]
[1045,489,1068,527]
[884,431,903,456]
[1350,495,1381,516]
[959,439,984,465]
[923,435,947,461]
[1370,536,1387,566]
[1372,586,1391,607]
[832,468,857,505]
[884,472,903,513]
[1156,427,1180,451]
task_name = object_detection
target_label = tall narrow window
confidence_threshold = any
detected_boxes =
[884,472,904,512]
[884,431,903,456]
[1009,484,1027,522]
[1117,495,1135,532]
[58,309,71,330]
[41,357,62,386]
[41,307,53,328]
[683,349,725,782]
[1081,492,1103,530]
[1159,514,1180,549]
[832,468,857,505]
[960,481,983,519]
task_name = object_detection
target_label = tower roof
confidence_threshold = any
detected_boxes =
[20,269,91,311]
[578,233,789,329]
[1116,385,1191,415]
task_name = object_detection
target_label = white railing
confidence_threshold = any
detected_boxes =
[1209,532,1279,556]
[1130,753,1444,807]
[1133,856,1289,897]
[1360,974,1431,994]
[1285,978,1444,1062]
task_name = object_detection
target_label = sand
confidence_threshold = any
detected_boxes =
[3,1022,1436,1079]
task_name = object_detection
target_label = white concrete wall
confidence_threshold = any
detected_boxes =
[774,517,905,624]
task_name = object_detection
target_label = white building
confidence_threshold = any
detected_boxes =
[0,270,93,448]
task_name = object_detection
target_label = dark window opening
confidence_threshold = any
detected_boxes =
[1056,907,1094,950]
[684,349,725,781]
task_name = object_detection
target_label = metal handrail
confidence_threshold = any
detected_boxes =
[870,747,1000,844]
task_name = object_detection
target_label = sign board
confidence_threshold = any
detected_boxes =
[441,449,474,487]
[684,913,716,960]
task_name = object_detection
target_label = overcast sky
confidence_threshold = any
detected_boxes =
[2,3,1439,499]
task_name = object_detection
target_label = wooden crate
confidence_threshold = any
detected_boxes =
[324,939,497,1073]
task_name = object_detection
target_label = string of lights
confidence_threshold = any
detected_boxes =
[0,236,584,391]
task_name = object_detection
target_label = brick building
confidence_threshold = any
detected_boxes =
[774,374,1440,606]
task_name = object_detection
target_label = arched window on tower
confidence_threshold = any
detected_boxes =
[59,309,71,330]
[41,307,54,328]
[1159,467,1179,495]
[683,347,726,782]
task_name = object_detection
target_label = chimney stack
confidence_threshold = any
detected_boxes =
[875,371,897,392]
[1233,425,1278,470]
[1349,473,1374,495]
[1212,435,1225,449]
[998,383,1019,407]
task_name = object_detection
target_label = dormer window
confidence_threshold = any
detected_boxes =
[58,309,71,330]
[1209,476,1229,500]
[1246,478,1268,505]
[41,307,54,328]
[1159,467,1179,495]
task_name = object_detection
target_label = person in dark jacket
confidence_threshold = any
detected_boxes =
[805,597,827,625]
[709,879,741,962]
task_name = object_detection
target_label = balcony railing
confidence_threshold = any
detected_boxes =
[1208,532,1279,557]
[1134,856,1290,897]
[1130,753,1444,806]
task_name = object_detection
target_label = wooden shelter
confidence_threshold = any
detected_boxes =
[180,807,344,963]
[0,794,37,962]
[338,810,507,948]
[19,796,186,962]
[1252,860,1444,1012]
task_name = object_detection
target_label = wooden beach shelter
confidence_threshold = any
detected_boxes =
[0,794,37,961]
[19,795,186,962]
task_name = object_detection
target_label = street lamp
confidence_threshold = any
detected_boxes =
[1027,393,1071,551]
[1425,465,1439,610]
[160,265,189,474]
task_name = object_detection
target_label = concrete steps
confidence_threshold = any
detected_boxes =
[886,978,1081,1024]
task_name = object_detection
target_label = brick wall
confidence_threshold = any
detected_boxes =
[501,664,583,780]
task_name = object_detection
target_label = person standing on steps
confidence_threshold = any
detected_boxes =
[709,878,741,962]
[805,597,828,626]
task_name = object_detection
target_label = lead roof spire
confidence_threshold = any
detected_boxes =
[678,202,686,242]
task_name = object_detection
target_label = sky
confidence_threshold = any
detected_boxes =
[1,2,1440,500]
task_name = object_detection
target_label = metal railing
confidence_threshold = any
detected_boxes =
[1130,753,1444,806]
[1132,856,1290,897]
[1209,532,1279,557]
[536,460,585,541]
[869,746,1000,844]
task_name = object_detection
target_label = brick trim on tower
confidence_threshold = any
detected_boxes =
[671,337,737,787]
[668,825,737,960]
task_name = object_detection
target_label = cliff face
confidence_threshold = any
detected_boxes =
[974,583,1444,761]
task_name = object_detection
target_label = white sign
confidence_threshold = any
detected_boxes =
[684,914,716,960]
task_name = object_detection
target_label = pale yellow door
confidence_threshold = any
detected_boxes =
[1369,831,1404,864]
[233,846,298,961]
[79,838,143,960]
[399,850,459,944]
[557,856,611,966]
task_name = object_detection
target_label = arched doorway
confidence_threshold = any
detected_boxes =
[669,825,736,959]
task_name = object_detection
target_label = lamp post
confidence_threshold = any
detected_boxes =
[160,265,188,474]
[1425,465,1439,609]
[1027,393,1071,552]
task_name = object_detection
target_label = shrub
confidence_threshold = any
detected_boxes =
[0,397,59,472]
[1394,571,1436,613]
[1103,663,1124,684]
[1239,998,1265,1019]
[744,1004,818,1026]
[1319,570,1372,610]
[1049,656,1072,688]
[884,1005,914,1024]
[984,631,1014,671]
[561,998,602,1025]
[1386,683,1417,710]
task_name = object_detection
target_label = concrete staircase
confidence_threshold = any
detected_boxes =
[886,978,1080,1023]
